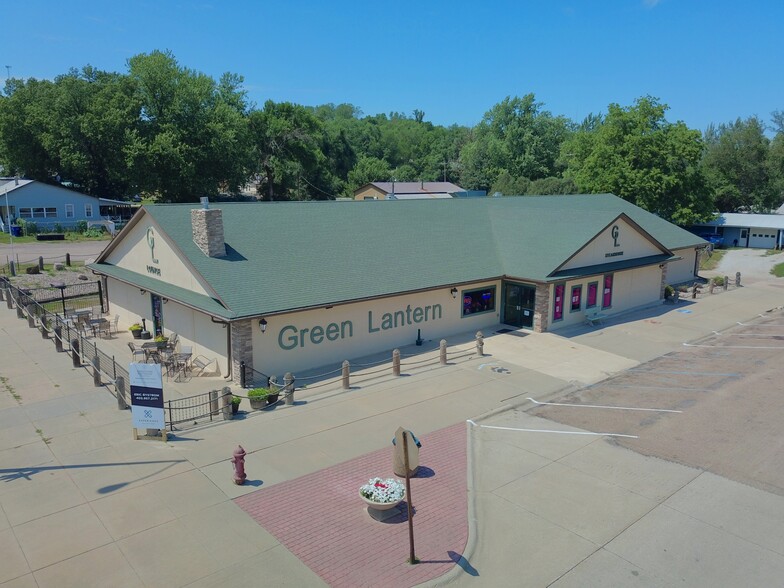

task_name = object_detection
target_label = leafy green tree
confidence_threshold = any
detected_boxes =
[489,171,529,195]
[125,50,252,202]
[700,117,775,212]
[459,94,572,191]
[346,156,392,195]
[248,100,330,200]
[562,96,710,224]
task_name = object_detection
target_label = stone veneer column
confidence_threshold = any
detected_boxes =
[191,208,226,258]
[230,319,253,386]
[533,285,550,333]
[659,262,669,299]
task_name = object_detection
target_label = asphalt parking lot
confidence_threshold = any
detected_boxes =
[531,309,784,497]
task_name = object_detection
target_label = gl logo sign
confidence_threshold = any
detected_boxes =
[146,227,159,264]
[611,225,620,248]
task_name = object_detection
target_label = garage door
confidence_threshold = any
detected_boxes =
[748,230,777,249]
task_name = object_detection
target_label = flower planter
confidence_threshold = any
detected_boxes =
[232,401,240,415]
[130,329,142,339]
[249,397,266,410]
[266,393,279,405]
[359,492,403,511]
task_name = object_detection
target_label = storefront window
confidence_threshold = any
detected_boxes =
[570,285,582,312]
[462,287,496,317]
[586,282,598,308]
[602,274,613,309]
[553,283,565,321]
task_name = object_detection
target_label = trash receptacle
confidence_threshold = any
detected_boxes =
[10,226,22,237]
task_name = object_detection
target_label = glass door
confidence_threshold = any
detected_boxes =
[503,283,536,328]
[151,294,164,337]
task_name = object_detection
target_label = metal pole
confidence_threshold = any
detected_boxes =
[402,431,417,564]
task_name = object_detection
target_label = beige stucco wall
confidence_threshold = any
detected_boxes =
[105,218,213,296]
[105,278,228,373]
[548,266,662,331]
[252,281,501,376]
[667,247,700,285]
[561,218,663,271]
[354,186,386,201]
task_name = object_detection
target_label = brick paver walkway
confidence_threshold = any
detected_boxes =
[235,423,468,587]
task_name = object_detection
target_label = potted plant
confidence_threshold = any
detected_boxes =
[359,477,405,511]
[129,323,143,339]
[231,395,242,414]
[247,387,270,410]
[154,334,169,348]
[247,387,280,409]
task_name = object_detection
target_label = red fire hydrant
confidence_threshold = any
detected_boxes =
[232,445,247,485]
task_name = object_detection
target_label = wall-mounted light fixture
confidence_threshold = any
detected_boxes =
[139,289,147,295]
[259,318,267,333]
[162,297,168,304]
[450,287,458,299]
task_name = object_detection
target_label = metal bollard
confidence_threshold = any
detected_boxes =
[65,253,71,266]
[5,289,12,308]
[393,349,401,376]
[232,445,247,485]
[342,360,350,390]
[723,276,729,291]
[736,272,741,287]
[16,303,24,318]
[476,331,484,356]
[71,339,81,367]
[40,319,49,338]
[54,326,63,352]
[239,360,246,388]
[9,261,15,276]
[38,256,44,271]
[26,307,36,328]
[440,339,447,365]
[209,389,219,416]
[284,372,294,405]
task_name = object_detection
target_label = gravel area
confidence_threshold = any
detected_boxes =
[1,240,108,289]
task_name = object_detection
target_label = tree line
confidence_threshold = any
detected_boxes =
[1,50,782,224]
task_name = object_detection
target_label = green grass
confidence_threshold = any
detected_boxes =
[699,249,728,271]
[0,232,111,245]
[770,263,784,277]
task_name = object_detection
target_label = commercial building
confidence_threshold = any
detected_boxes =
[89,194,705,383]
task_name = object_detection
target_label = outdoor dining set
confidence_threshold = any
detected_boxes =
[127,333,193,381]
[64,308,116,339]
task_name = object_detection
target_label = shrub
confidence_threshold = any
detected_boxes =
[75,220,88,233]
[53,223,64,233]
[712,276,724,286]
[664,285,675,299]
[247,387,271,399]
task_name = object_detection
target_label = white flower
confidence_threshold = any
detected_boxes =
[359,477,405,503]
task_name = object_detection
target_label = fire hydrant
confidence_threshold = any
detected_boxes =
[231,445,247,485]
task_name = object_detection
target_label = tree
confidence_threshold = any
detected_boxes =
[125,50,252,202]
[346,156,392,195]
[248,100,328,200]
[562,96,711,224]
[459,94,572,191]
[700,117,775,212]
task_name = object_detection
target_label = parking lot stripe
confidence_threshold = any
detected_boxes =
[626,369,740,377]
[527,397,682,413]
[466,420,638,439]
[683,343,784,349]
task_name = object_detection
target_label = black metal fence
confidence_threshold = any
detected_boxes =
[22,280,104,314]
[0,279,235,431]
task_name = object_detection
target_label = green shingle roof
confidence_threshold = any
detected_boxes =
[92,194,705,320]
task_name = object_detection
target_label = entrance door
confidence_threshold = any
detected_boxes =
[503,283,536,328]
[151,294,164,337]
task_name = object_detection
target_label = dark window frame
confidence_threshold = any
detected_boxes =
[461,286,497,318]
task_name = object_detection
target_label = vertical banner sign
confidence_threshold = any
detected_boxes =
[130,362,164,430]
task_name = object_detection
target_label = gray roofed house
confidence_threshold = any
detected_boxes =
[354,181,469,200]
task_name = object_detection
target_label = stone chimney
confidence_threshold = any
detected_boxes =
[191,197,226,258]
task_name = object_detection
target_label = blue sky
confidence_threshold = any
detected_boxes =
[4,0,783,132]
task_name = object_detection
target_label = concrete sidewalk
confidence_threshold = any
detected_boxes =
[1,279,783,586]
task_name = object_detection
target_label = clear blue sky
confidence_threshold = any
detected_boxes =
[4,0,783,132]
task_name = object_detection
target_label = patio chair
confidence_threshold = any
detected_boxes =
[128,342,145,362]
[165,332,179,352]
[191,355,218,377]
[111,315,120,334]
